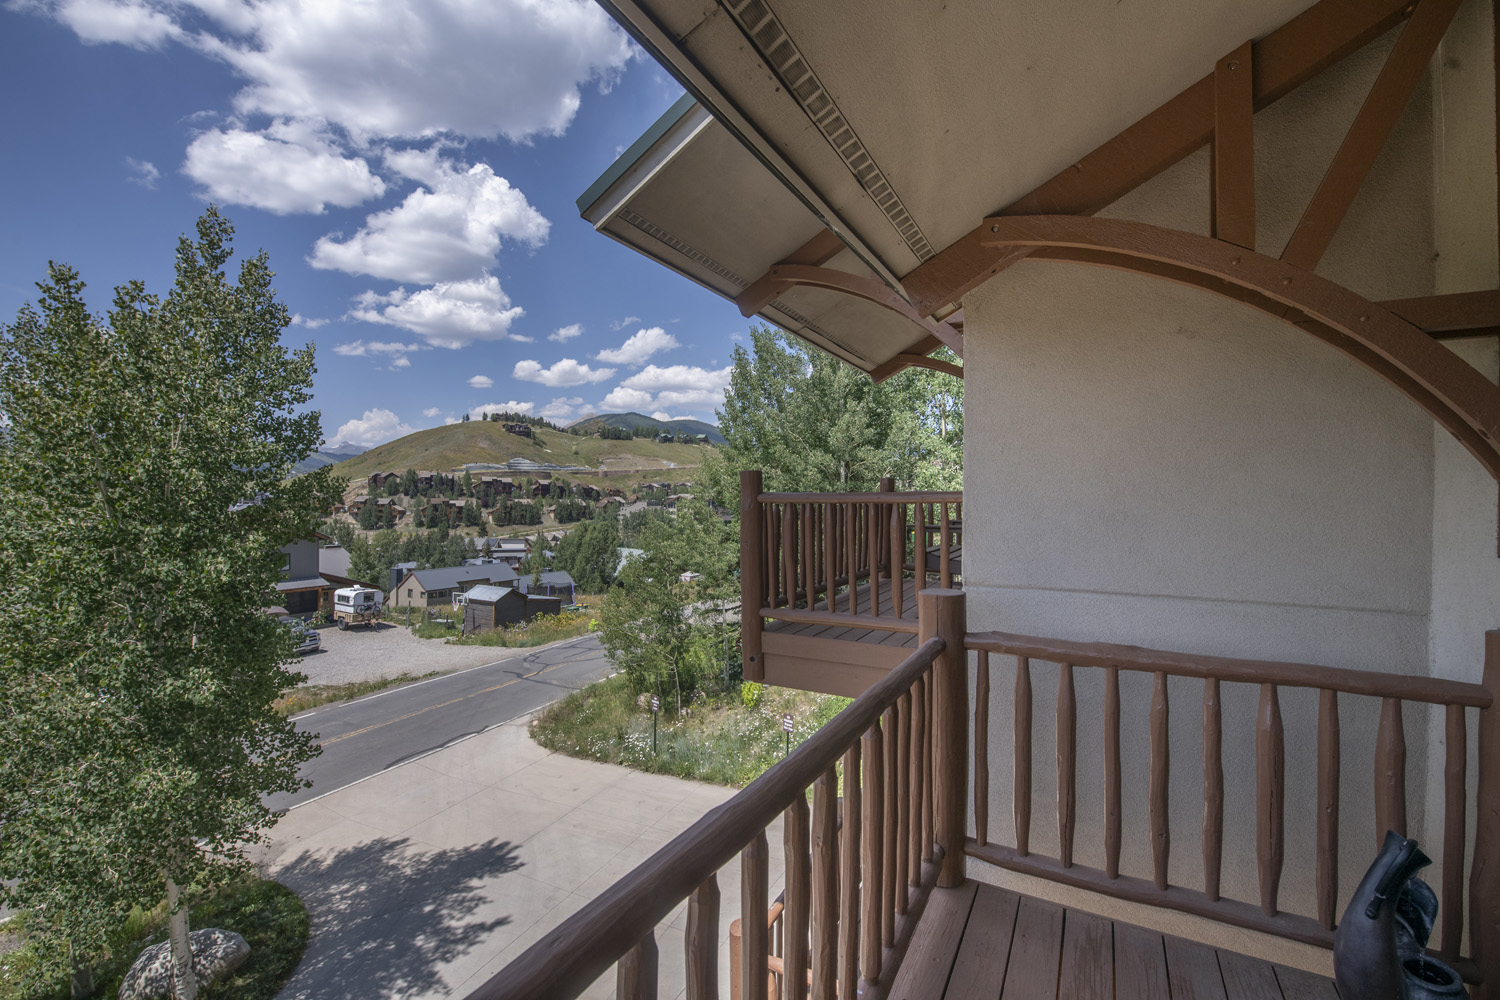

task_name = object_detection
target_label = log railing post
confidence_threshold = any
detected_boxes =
[1471,631,1500,998]
[740,470,765,682]
[920,588,968,887]
[686,876,719,1000]
[618,931,658,1000]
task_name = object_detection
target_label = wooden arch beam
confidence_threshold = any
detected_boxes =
[982,215,1500,482]
[765,264,965,358]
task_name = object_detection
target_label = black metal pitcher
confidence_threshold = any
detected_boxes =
[1333,830,1466,999]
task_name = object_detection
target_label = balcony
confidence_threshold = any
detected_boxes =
[738,470,963,697]
[462,576,1500,999]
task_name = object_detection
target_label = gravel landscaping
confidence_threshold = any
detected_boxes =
[288,622,534,687]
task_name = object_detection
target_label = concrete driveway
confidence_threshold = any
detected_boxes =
[261,718,780,1000]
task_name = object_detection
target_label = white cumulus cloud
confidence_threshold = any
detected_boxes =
[332,407,415,447]
[309,156,547,283]
[539,396,584,419]
[513,358,614,387]
[594,326,678,366]
[601,364,731,414]
[548,323,582,343]
[469,400,535,420]
[350,276,524,348]
[183,119,386,214]
[332,339,419,357]
[125,156,160,188]
[422,407,443,418]
[25,0,635,141]
[290,313,329,328]
[468,374,494,389]
[389,356,411,368]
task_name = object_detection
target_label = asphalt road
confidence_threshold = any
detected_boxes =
[267,634,614,812]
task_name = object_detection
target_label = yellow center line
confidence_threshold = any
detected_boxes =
[317,658,569,747]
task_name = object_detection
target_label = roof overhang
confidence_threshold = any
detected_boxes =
[579,0,1350,376]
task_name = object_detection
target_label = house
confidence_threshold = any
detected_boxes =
[276,532,333,617]
[388,561,418,595]
[388,563,520,609]
[460,585,563,630]
[479,476,516,496]
[518,569,575,603]
[502,422,533,438]
[479,1,1500,999]
[576,483,602,501]
[367,471,398,491]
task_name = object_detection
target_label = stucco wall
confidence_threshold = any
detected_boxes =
[959,14,1496,961]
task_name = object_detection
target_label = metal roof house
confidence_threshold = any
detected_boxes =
[476,2,1500,999]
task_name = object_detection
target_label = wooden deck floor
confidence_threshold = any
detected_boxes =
[890,882,1337,1000]
[764,576,934,649]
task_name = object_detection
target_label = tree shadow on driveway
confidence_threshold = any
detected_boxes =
[270,837,522,1000]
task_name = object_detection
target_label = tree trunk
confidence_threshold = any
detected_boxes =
[69,942,94,1000]
[165,876,198,1000]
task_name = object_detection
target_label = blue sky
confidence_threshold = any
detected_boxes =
[0,0,754,448]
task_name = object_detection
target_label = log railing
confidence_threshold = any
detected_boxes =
[739,469,962,682]
[467,590,968,1000]
[965,629,1500,991]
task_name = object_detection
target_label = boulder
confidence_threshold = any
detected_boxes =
[119,928,250,999]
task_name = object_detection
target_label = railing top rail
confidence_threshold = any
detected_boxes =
[465,635,946,1000]
[966,630,1492,708]
[756,490,963,503]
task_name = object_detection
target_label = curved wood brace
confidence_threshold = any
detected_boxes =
[768,264,964,359]
[891,354,964,379]
[981,215,1500,482]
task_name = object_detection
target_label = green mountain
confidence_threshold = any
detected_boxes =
[292,443,368,476]
[567,411,724,444]
[328,418,715,487]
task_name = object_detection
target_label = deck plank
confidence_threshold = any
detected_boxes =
[1220,951,1285,1000]
[888,882,978,1000]
[1273,964,1338,1000]
[1113,922,1170,1000]
[1165,934,1228,1000]
[1059,908,1113,1000]
[998,896,1065,1000]
[945,884,1021,998]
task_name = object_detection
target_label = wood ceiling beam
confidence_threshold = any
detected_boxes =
[867,335,946,382]
[767,264,964,357]
[1280,0,1463,271]
[983,215,1500,482]
[1212,42,1255,249]
[1380,290,1500,338]
[735,229,847,318]
[868,353,965,382]
[902,0,1416,317]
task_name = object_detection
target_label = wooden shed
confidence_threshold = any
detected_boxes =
[460,585,527,631]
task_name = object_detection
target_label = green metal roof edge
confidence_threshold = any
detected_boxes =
[575,91,699,216]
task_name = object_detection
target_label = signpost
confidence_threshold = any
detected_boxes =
[651,694,661,754]
[783,712,793,757]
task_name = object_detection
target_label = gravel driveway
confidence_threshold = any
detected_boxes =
[289,621,537,687]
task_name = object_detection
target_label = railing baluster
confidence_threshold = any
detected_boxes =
[881,705,897,945]
[782,795,810,1000]
[811,768,838,1000]
[1376,697,1407,840]
[891,498,904,618]
[895,692,911,911]
[975,651,990,847]
[742,831,769,1000]
[1469,632,1500,993]
[781,502,796,609]
[1015,656,1032,856]
[1203,678,1223,901]
[767,503,781,608]
[920,673,934,867]
[861,723,884,981]
[1317,689,1339,930]
[822,503,835,613]
[801,502,813,610]
[1257,683,1284,916]
[1441,703,1466,958]
[867,501,880,617]
[738,472,764,683]
[1058,662,1076,868]
[909,681,925,882]
[839,744,860,1000]
[686,875,719,1000]
[1150,671,1170,890]
[939,501,952,587]
[1104,666,1121,879]
[844,500,856,618]
[618,930,658,1000]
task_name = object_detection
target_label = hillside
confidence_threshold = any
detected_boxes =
[330,419,715,488]
[567,411,724,445]
[292,443,368,476]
